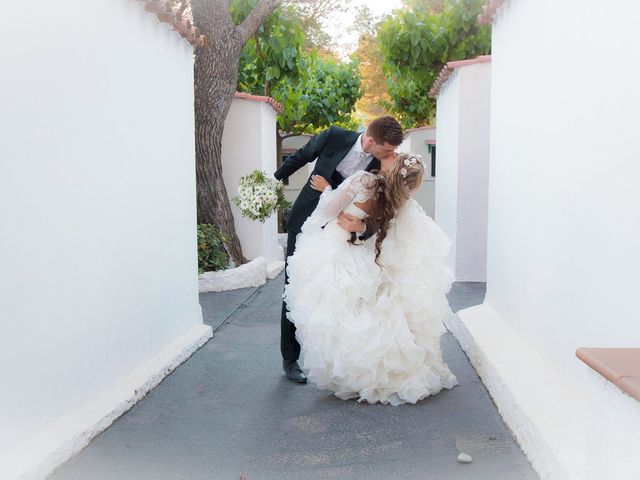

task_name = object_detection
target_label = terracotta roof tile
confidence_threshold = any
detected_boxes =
[234,92,284,114]
[428,55,491,98]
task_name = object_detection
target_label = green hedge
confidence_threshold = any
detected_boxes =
[197,224,229,274]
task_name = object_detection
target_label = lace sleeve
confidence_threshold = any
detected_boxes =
[302,171,376,233]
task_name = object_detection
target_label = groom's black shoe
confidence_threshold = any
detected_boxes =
[283,360,307,383]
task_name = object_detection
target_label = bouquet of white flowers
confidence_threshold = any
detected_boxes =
[233,170,290,223]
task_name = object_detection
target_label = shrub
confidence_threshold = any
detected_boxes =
[197,224,229,274]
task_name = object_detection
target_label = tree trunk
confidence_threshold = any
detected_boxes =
[191,0,281,266]
[276,128,284,233]
[192,1,245,264]
[276,128,283,169]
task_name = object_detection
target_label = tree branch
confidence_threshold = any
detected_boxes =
[253,32,270,96]
[236,0,282,45]
[279,133,297,139]
[279,125,310,139]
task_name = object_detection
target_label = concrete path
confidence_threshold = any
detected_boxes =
[50,277,538,480]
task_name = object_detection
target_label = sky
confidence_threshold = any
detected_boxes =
[323,0,404,59]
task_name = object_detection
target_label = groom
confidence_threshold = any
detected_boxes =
[274,116,404,383]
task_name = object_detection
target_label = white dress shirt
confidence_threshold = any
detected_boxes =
[335,133,373,179]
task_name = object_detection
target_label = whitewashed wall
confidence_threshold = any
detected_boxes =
[434,85,459,276]
[222,98,283,263]
[434,63,491,282]
[487,0,640,391]
[0,1,210,478]
[398,128,436,218]
[582,368,640,480]
[449,0,640,478]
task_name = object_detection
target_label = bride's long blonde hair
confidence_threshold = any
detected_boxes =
[351,153,425,264]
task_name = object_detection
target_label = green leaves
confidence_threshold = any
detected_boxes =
[233,1,306,96]
[197,224,229,274]
[232,0,363,136]
[274,52,362,134]
[265,65,281,81]
[378,0,491,127]
[410,31,421,47]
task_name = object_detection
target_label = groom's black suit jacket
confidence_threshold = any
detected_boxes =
[274,126,380,236]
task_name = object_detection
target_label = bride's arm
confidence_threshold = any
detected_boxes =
[302,172,371,232]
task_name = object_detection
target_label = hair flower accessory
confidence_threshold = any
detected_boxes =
[399,167,408,177]
[403,154,422,167]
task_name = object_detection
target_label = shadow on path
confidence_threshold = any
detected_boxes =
[50,277,538,480]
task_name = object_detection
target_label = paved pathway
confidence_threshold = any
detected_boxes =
[50,277,538,480]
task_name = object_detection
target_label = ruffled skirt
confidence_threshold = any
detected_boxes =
[284,200,458,405]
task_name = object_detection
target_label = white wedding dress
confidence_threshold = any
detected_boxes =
[284,171,458,405]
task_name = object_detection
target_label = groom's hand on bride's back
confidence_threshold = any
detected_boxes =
[337,212,366,235]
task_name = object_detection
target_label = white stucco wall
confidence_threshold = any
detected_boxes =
[434,63,491,282]
[0,1,209,477]
[222,99,283,263]
[486,0,640,387]
[456,65,491,282]
[448,0,640,478]
[434,80,460,274]
[582,368,640,480]
[398,128,436,218]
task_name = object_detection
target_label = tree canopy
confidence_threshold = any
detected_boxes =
[231,0,363,138]
[378,0,491,127]
[351,6,391,124]
[283,0,350,50]
[278,52,361,135]
[232,1,306,98]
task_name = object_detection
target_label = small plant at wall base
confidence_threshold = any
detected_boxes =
[197,224,229,274]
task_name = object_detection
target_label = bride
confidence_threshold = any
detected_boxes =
[284,152,458,406]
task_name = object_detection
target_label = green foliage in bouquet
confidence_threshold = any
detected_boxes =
[197,224,229,274]
[234,170,291,223]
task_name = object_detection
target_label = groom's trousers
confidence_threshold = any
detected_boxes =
[280,230,301,362]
